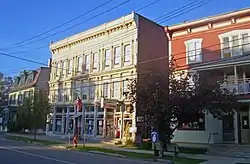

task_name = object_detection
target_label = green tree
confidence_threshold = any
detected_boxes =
[19,90,51,139]
[16,98,33,131]
[31,90,51,139]
[128,59,239,156]
[0,72,13,108]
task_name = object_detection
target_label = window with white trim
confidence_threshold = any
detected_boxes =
[219,30,250,58]
[114,47,121,65]
[68,59,73,74]
[56,62,60,77]
[185,39,202,64]
[82,84,88,100]
[77,56,83,73]
[89,85,95,100]
[124,45,131,63]
[104,49,111,68]
[242,33,250,53]
[85,54,90,72]
[93,53,99,71]
[62,61,66,76]
[111,81,120,98]
[103,82,109,98]
[122,80,128,93]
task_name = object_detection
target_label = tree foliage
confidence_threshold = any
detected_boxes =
[127,59,239,153]
[16,90,51,139]
[0,72,13,108]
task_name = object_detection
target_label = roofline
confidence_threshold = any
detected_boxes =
[50,11,136,50]
[167,7,250,31]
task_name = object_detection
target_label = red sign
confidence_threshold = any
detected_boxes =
[75,97,82,112]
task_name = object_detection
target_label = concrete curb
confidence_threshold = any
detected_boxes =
[51,145,69,150]
[88,151,127,158]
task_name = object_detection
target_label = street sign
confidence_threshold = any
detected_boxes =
[151,131,158,143]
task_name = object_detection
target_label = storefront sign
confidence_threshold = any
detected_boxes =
[129,127,137,133]
[101,98,118,109]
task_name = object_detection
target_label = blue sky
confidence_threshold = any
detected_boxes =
[0,0,250,77]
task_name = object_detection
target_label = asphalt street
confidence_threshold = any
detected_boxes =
[0,135,158,164]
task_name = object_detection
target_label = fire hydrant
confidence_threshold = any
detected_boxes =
[73,136,78,148]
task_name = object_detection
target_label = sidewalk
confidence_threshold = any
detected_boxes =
[6,133,250,164]
[200,157,250,164]
[5,133,215,160]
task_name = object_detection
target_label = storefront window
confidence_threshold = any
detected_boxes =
[56,108,63,113]
[178,113,205,130]
[97,119,103,135]
[97,106,103,112]
[55,119,62,132]
[48,119,53,131]
[85,119,94,135]
[70,107,74,113]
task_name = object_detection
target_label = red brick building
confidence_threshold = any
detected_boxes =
[166,8,250,144]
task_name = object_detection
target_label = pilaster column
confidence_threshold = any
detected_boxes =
[52,105,56,133]
[66,106,70,133]
[234,111,239,144]
[73,105,76,135]
[234,65,239,94]
[80,104,85,138]
[93,105,98,136]
[45,114,50,134]
[61,108,65,134]
[131,103,136,142]
[103,108,107,138]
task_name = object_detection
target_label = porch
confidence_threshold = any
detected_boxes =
[196,64,250,96]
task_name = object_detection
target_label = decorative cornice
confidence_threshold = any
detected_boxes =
[51,21,134,53]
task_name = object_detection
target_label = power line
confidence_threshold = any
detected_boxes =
[3,0,161,52]
[3,0,203,52]
[4,0,133,51]
[158,0,212,24]
[154,0,205,22]
[0,0,115,50]
[135,0,162,12]
[4,0,210,56]
[0,0,230,77]
[2,29,250,78]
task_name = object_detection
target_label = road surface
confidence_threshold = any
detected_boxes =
[0,135,157,164]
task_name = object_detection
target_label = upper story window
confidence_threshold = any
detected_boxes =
[111,81,120,98]
[219,29,250,58]
[85,54,90,73]
[26,73,34,84]
[114,47,121,65]
[56,62,60,77]
[62,61,66,76]
[82,84,88,100]
[77,56,83,73]
[122,80,128,93]
[89,85,95,100]
[184,39,202,64]
[103,82,109,98]
[93,53,99,71]
[104,49,111,69]
[124,45,131,64]
[68,59,73,74]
